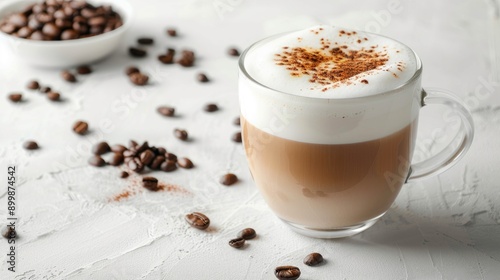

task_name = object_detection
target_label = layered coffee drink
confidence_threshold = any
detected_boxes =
[239,26,422,232]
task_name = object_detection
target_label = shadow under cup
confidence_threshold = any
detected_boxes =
[238,35,423,239]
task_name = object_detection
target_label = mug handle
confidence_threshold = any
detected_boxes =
[405,88,475,182]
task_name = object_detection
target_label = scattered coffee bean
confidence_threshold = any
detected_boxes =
[92,142,111,155]
[165,152,177,162]
[120,171,129,178]
[303,252,324,266]
[157,147,167,155]
[23,140,39,150]
[140,150,155,166]
[125,66,140,76]
[237,228,256,240]
[177,50,195,67]
[149,155,165,170]
[129,140,138,148]
[39,86,51,93]
[177,157,194,169]
[129,47,147,58]
[109,153,124,166]
[157,106,175,117]
[142,176,159,191]
[161,160,177,172]
[174,129,188,141]
[137,37,154,45]
[73,120,88,135]
[127,157,144,173]
[185,212,210,230]
[197,73,209,83]
[88,155,106,167]
[232,132,242,143]
[135,141,150,154]
[111,144,127,154]
[204,103,219,112]
[228,47,240,57]
[220,173,238,186]
[229,237,245,249]
[2,226,16,239]
[275,266,301,280]
[77,65,92,75]
[166,28,176,37]
[27,80,40,90]
[129,72,149,86]
[47,91,60,101]
[61,70,77,82]
[8,93,22,103]
[233,116,241,126]
[158,54,174,64]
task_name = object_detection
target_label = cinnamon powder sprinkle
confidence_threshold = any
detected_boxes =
[274,41,389,87]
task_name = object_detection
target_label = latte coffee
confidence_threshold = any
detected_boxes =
[239,26,424,236]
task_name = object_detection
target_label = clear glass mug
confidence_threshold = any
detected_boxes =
[238,33,474,238]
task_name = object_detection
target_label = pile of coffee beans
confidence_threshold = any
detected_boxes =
[88,140,194,175]
[0,0,123,40]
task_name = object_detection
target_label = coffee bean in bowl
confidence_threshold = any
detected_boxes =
[0,0,133,68]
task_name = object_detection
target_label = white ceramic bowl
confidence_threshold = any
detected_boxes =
[0,0,133,68]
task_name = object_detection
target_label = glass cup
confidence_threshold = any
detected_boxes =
[238,32,474,238]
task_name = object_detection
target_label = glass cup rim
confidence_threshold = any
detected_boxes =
[238,29,423,102]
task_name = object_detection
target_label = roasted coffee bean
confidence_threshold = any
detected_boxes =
[129,140,138,148]
[185,212,210,230]
[125,66,140,76]
[17,26,33,38]
[72,21,88,33]
[220,173,238,186]
[158,53,174,64]
[119,171,129,178]
[137,37,154,45]
[2,226,16,239]
[111,144,127,154]
[123,149,137,158]
[149,155,165,170]
[73,120,88,135]
[55,18,72,29]
[229,237,245,249]
[53,9,68,20]
[129,72,149,86]
[127,157,144,173]
[160,160,177,172]
[26,80,40,90]
[61,29,79,40]
[174,129,188,141]
[228,47,240,57]
[177,50,195,67]
[47,92,60,101]
[8,93,23,103]
[204,103,219,112]
[129,47,147,58]
[89,16,106,26]
[77,65,92,74]
[237,228,256,240]
[61,70,77,82]
[142,176,159,191]
[37,12,54,24]
[157,147,167,155]
[157,106,175,117]
[88,155,106,167]
[39,86,51,93]
[109,153,124,166]
[197,73,209,83]
[135,141,149,154]
[29,30,44,40]
[23,140,39,150]
[165,152,177,162]
[0,23,16,34]
[177,157,193,169]
[274,266,301,280]
[166,28,176,37]
[233,116,241,126]
[90,25,103,34]
[28,17,43,30]
[42,22,60,37]
[140,150,155,166]
[92,141,111,155]
[232,132,242,143]
[9,13,28,28]
[303,252,324,266]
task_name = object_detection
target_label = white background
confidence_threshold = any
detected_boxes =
[1,0,500,279]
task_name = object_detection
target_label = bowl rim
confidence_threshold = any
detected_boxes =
[0,0,134,46]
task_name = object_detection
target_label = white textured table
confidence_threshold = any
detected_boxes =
[1,0,500,279]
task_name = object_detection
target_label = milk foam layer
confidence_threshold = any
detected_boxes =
[244,25,417,99]
[239,26,422,144]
